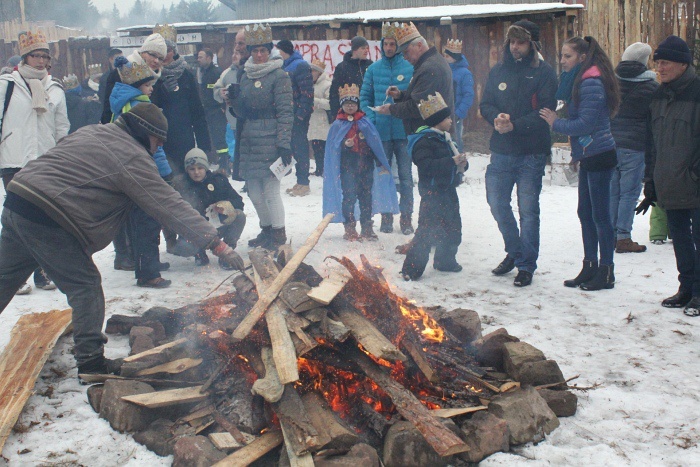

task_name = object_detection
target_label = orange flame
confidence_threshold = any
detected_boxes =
[398,303,445,343]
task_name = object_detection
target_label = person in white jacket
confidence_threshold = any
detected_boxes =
[308,59,331,176]
[0,30,69,294]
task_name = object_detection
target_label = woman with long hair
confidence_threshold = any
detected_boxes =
[540,36,620,291]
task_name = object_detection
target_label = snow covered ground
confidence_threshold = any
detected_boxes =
[0,154,698,466]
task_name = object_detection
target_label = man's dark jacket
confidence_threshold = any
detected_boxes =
[198,63,223,111]
[283,51,314,120]
[611,61,659,152]
[176,171,244,218]
[479,46,557,155]
[329,52,372,117]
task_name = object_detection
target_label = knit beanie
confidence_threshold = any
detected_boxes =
[654,35,692,64]
[445,50,461,61]
[508,19,541,50]
[621,42,653,65]
[424,107,451,128]
[184,148,210,170]
[121,103,168,142]
[140,33,167,59]
[351,36,369,51]
[276,39,294,56]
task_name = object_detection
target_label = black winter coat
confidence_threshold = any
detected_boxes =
[479,47,557,156]
[329,53,372,117]
[176,171,244,219]
[410,129,461,195]
[198,63,223,111]
[610,61,659,152]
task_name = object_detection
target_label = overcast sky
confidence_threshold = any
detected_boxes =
[91,0,177,13]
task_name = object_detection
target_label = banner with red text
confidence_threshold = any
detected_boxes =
[288,40,382,76]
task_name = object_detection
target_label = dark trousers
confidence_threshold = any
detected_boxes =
[0,209,106,365]
[311,140,325,175]
[128,206,162,281]
[666,208,700,297]
[382,139,413,217]
[292,117,311,186]
[578,167,615,266]
[340,154,374,224]
[402,189,462,279]
[205,107,229,153]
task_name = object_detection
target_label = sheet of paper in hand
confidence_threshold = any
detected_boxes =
[205,204,223,228]
[270,156,295,181]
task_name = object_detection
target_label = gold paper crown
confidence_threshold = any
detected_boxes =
[18,30,49,57]
[444,39,463,54]
[339,83,360,101]
[62,74,79,90]
[87,64,103,78]
[382,22,400,39]
[395,22,421,48]
[418,92,448,121]
[153,23,177,43]
[244,23,273,47]
[118,61,155,86]
[310,59,326,72]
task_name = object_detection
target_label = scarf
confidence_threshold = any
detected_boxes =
[88,78,100,91]
[244,56,283,79]
[17,63,49,113]
[555,63,581,103]
[127,50,161,79]
[162,55,188,82]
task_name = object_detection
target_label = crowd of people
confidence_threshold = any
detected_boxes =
[0,18,699,376]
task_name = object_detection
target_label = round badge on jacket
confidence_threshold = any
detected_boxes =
[254,81,262,88]
[498,82,507,91]
[358,132,365,140]
[347,115,354,121]
[397,75,404,81]
[345,139,354,148]
[207,184,215,191]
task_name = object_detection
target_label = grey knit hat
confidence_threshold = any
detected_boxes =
[184,148,210,170]
[122,103,168,142]
[621,42,653,65]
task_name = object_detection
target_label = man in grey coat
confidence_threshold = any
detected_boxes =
[0,104,245,376]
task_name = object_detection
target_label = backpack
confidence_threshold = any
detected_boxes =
[0,80,15,139]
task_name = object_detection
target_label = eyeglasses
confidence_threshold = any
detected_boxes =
[28,53,51,61]
[144,52,164,61]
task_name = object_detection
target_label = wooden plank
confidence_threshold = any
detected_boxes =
[136,357,202,377]
[301,393,360,451]
[431,406,488,418]
[121,386,208,408]
[209,432,245,450]
[0,308,72,452]
[281,422,315,467]
[122,337,187,363]
[307,270,351,305]
[403,340,438,384]
[213,430,284,467]
[232,213,334,341]
[273,386,321,456]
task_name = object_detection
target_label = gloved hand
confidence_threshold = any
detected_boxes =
[163,74,179,92]
[213,201,239,225]
[227,83,240,100]
[635,181,657,215]
[211,240,245,270]
[277,147,292,166]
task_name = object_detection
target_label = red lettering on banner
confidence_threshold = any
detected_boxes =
[323,45,334,71]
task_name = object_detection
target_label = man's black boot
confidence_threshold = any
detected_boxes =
[662,289,692,308]
[248,226,272,247]
[492,255,515,275]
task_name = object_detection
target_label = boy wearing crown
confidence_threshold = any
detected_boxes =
[401,92,467,281]
[443,39,474,153]
[323,84,399,241]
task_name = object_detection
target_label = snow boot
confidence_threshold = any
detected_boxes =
[580,264,615,291]
[343,222,361,241]
[137,277,172,288]
[194,251,210,267]
[380,214,394,233]
[400,214,414,235]
[264,227,287,250]
[564,260,598,288]
[248,226,272,247]
[683,297,700,317]
[662,289,692,308]
[513,270,533,287]
[492,255,515,275]
[361,221,378,241]
[114,253,136,271]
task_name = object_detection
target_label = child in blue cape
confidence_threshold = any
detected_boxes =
[323,84,399,241]
[401,92,468,281]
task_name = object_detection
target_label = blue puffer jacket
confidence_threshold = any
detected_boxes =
[449,55,474,120]
[360,39,414,141]
[553,67,616,161]
[283,51,314,120]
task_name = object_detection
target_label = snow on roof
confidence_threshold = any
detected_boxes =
[118,2,583,32]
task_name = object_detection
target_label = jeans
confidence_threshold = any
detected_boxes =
[0,209,106,365]
[311,140,325,175]
[666,208,700,296]
[292,117,311,186]
[247,176,285,228]
[454,118,464,153]
[128,206,162,282]
[340,153,374,224]
[610,148,645,240]
[382,139,413,216]
[485,152,546,273]
[578,167,615,266]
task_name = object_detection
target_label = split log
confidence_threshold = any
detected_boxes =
[301,393,360,452]
[213,430,284,467]
[431,406,488,418]
[212,410,255,446]
[307,269,351,305]
[402,340,438,384]
[72,374,200,387]
[273,386,321,456]
[251,347,284,403]
[121,385,208,408]
[280,422,315,467]
[232,213,334,341]
[209,432,245,450]
[123,337,188,363]
[136,358,202,377]
[281,282,320,313]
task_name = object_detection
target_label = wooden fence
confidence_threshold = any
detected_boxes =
[1,20,85,43]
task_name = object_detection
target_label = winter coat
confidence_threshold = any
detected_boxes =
[480,47,557,156]
[308,72,331,141]
[109,82,150,121]
[390,48,454,135]
[408,127,461,195]
[100,58,166,125]
[553,67,616,161]
[213,65,240,127]
[7,123,219,255]
[283,51,314,120]
[646,65,700,210]
[176,171,244,218]
[449,56,475,120]
[329,52,372,117]
[0,70,70,169]
[197,63,223,111]
[610,61,659,152]
[230,57,293,180]
[65,89,101,134]
[360,40,413,141]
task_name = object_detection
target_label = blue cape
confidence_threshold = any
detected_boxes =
[323,117,399,223]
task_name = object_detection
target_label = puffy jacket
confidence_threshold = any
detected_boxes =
[408,127,461,195]
[283,51,314,120]
[646,65,700,210]
[450,55,475,120]
[213,64,241,127]
[0,71,70,169]
[330,52,372,117]
[7,123,219,255]
[109,81,150,121]
[176,170,244,217]
[553,66,616,161]
[480,47,557,156]
[308,72,331,141]
[610,61,659,152]
[360,39,413,141]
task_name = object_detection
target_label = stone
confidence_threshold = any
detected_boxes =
[472,328,519,369]
[142,306,185,337]
[120,360,158,378]
[502,342,545,380]
[172,436,226,467]
[538,389,578,417]
[458,412,509,463]
[141,320,167,343]
[129,326,155,347]
[130,334,155,356]
[434,308,482,344]
[382,421,449,467]
[99,379,158,433]
[315,443,380,467]
[134,418,178,457]
[518,360,565,386]
[488,386,560,445]
[87,385,103,413]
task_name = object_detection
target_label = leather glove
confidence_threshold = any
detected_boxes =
[213,201,239,225]
[163,74,179,92]
[211,240,245,271]
[635,181,657,215]
[277,147,293,166]
[227,83,240,100]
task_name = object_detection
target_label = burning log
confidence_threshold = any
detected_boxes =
[122,338,188,363]
[301,393,360,452]
[280,282,320,313]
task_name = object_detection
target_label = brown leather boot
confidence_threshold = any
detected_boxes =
[615,238,647,253]
[343,222,361,241]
